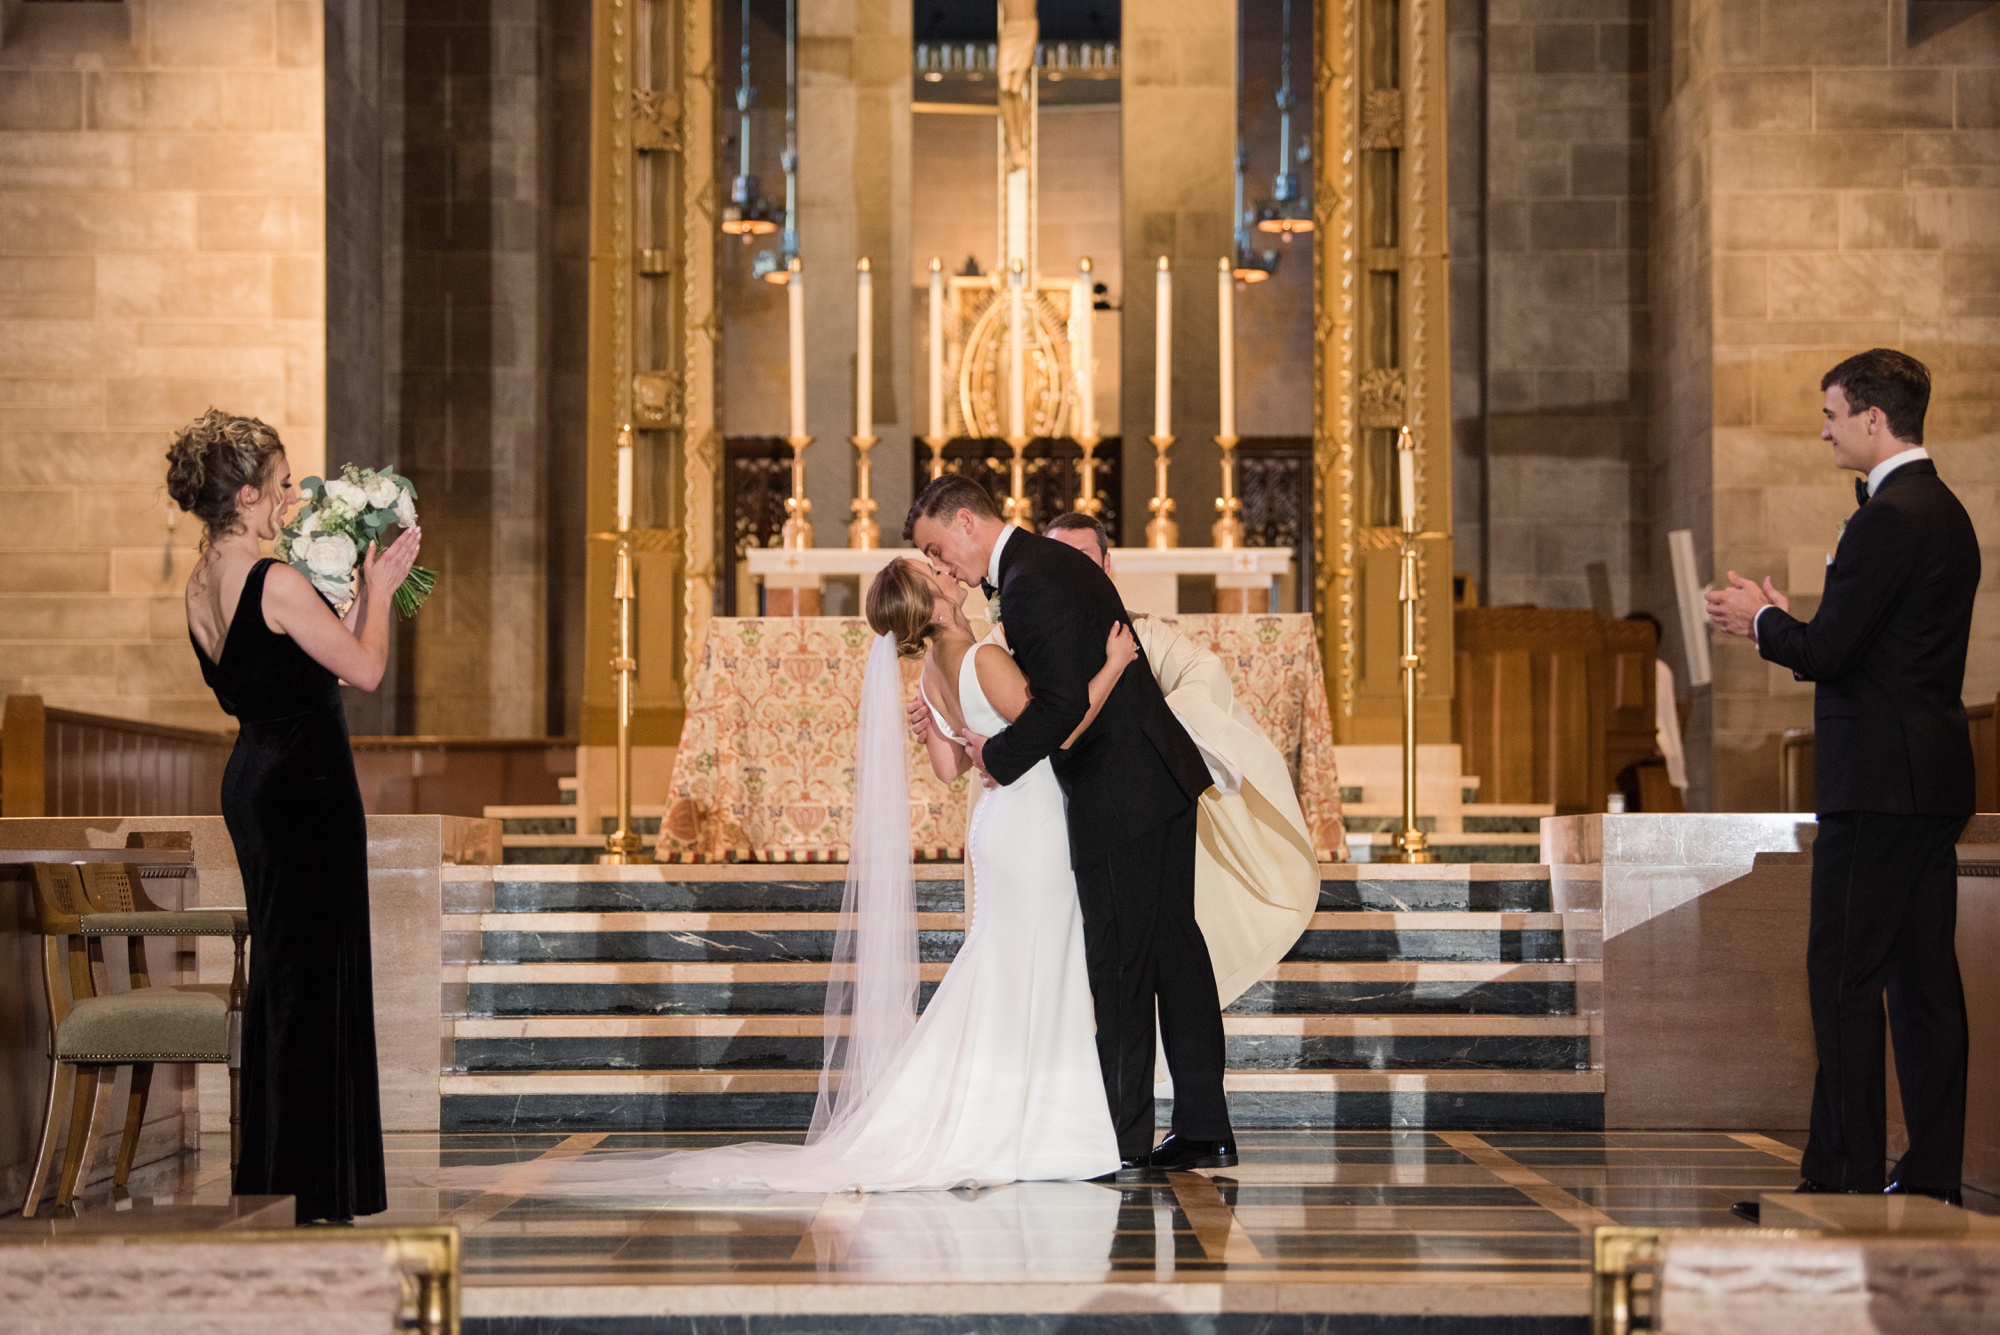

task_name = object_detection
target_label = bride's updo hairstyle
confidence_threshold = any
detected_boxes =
[867,559,942,659]
[165,409,286,551]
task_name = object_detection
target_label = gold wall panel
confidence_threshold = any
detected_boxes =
[585,0,720,747]
[1313,0,1452,745]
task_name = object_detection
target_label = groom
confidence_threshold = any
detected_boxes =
[906,475,1236,1171]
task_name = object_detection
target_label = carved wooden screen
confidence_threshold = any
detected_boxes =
[917,439,1126,545]
[1453,607,1610,815]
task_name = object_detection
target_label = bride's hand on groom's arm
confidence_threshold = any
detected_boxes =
[907,693,932,744]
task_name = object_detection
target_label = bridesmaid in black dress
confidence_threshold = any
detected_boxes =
[167,410,421,1224]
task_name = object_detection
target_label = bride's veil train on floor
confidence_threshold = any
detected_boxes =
[436,633,923,1197]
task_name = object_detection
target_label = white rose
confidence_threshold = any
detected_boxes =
[365,476,400,509]
[305,533,358,579]
[298,510,321,537]
[324,478,368,509]
[394,491,418,529]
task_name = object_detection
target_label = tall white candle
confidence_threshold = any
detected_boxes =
[1397,430,1417,526]
[615,431,633,530]
[787,258,806,440]
[1154,256,1172,439]
[1007,260,1027,441]
[855,258,872,438]
[927,257,945,440]
[1073,257,1094,439]
[1217,256,1235,440]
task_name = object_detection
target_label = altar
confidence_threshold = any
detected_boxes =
[745,545,1295,617]
[657,613,1346,862]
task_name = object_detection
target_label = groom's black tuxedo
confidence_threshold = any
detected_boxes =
[979,529,1212,854]
[977,528,1230,1157]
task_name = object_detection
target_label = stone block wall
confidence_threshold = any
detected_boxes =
[0,1,326,728]
[1681,0,2000,810]
[1460,0,1654,613]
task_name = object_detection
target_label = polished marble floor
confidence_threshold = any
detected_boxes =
[94,1125,2000,1328]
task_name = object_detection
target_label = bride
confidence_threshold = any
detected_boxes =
[451,557,1137,1195]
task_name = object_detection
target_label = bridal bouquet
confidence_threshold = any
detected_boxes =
[276,464,437,617]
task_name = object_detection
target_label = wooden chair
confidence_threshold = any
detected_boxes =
[19,863,248,1218]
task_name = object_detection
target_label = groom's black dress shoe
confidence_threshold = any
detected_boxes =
[1731,1177,1843,1224]
[1088,1159,1155,1182]
[1886,1180,1963,1207]
[1148,1135,1238,1171]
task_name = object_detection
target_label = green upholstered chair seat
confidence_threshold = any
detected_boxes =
[56,990,228,1063]
[79,909,249,937]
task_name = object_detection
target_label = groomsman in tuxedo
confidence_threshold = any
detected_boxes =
[1708,348,1980,1215]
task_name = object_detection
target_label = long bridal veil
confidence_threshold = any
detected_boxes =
[441,632,920,1196]
[810,630,920,1139]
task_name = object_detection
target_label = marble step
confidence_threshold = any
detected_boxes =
[456,910,1577,965]
[437,1067,1606,1131]
[449,1011,1592,1073]
[454,876,1553,916]
[1344,832,1542,864]
[461,960,1581,1018]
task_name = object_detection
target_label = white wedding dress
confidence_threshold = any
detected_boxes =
[441,633,1119,1196]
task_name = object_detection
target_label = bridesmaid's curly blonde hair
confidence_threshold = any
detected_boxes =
[867,560,942,659]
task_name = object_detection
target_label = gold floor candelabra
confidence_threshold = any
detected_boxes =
[600,450,652,867]
[1145,434,1178,548]
[848,434,879,548]
[1002,433,1032,529]
[1388,432,1443,865]
[781,434,813,549]
[1212,434,1243,548]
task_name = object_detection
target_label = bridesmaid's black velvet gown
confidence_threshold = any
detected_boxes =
[193,557,387,1221]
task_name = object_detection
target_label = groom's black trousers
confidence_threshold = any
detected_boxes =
[1073,803,1232,1159]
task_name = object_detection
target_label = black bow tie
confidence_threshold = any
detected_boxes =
[1856,477,1870,509]
[980,578,997,599]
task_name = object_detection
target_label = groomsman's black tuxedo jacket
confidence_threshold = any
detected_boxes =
[976,529,1214,865]
[1756,457,1980,816]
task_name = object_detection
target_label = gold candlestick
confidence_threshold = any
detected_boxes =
[1387,434,1441,865]
[1212,433,1243,548]
[781,433,813,549]
[599,529,653,866]
[1145,434,1178,548]
[1002,433,1032,529]
[848,434,879,548]
[922,434,948,482]
[1073,430,1103,516]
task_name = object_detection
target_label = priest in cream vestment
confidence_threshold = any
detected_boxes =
[1040,515,1321,1006]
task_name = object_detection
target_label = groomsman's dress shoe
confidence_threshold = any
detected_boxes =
[1148,1135,1239,1171]
[1886,1181,1963,1207]
[1731,1178,1843,1224]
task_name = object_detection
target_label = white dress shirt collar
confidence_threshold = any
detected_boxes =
[986,520,1015,588]
[1867,446,1929,497]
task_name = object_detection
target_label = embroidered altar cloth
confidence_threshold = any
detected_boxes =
[657,614,1345,863]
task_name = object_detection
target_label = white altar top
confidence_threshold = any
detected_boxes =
[744,544,1293,617]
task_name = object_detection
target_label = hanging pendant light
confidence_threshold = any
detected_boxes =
[753,0,800,283]
[1231,0,1277,283]
[1253,0,1314,239]
[723,0,781,239]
